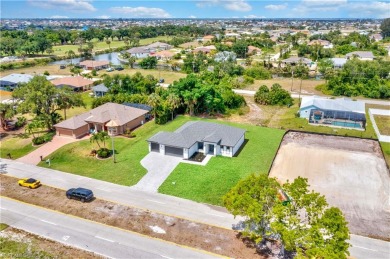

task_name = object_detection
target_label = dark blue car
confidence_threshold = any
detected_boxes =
[66,188,94,202]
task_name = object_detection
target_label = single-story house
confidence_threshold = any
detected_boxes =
[51,76,94,91]
[54,102,149,138]
[147,121,246,158]
[371,34,383,42]
[308,39,333,49]
[346,51,374,61]
[247,46,261,55]
[0,73,33,90]
[146,42,172,50]
[150,50,175,60]
[92,83,108,97]
[299,96,366,130]
[282,57,313,66]
[126,47,154,59]
[330,58,347,68]
[193,47,212,54]
[79,60,110,70]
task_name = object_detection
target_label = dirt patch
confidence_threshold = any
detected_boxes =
[0,225,100,258]
[0,175,263,259]
[269,132,390,241]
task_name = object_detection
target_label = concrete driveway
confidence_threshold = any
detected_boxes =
[132,152,182,192]
[16,135,87,165]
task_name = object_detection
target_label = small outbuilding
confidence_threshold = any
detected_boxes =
[92,83,108,97]
[147,121,246,158]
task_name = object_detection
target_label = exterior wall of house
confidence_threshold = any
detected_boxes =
[186,142,198,159]
[299,105,318,119]
[56,125,89,139]
[132,53,149,59]
[232,134,245,156]
[220,145,233,157]
[123,115,145,132]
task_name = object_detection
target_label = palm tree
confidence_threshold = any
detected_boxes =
[166,93,181,121]
[147,93,161,119]
[90,131,109,149]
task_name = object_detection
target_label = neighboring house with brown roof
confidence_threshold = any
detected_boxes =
[308,39,333,49]
[79,60,110,70]
[247,46,261,55]
[150,50,175,60]
[54,102,149,138]
[51,76,94,91]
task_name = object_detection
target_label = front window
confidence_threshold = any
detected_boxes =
[108,127,117,135]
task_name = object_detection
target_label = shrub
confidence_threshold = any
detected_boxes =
[43,71,50,76]
[244,66,271,80]
[97,148,111,158]
[43,132,55,142]
[254,84,293,106]
[32,136,45,145]
[15,116,27,128]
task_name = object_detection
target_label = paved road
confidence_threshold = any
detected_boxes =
[0,197,221,259]
[0,159,240,229]
[233,89,390,106]
[1,159,389,258]
[132,152,182,192]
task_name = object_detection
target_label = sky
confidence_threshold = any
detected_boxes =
[1,0,389,19]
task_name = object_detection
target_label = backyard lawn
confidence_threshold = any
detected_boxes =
[158,123,285,206]
[0,135,37,159]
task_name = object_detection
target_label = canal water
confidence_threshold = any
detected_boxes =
[50,52,122,66]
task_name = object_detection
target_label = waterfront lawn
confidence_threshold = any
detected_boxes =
[38,116,194,186]
[158,124,285,206]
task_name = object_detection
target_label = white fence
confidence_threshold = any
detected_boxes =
[369,108,390,143]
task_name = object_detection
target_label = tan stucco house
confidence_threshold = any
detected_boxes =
[54,103,149,138]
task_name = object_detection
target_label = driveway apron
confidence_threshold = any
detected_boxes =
[16,135,86,165]
[132,152,182,193]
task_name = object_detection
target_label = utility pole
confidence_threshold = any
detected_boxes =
[291,70,294,92]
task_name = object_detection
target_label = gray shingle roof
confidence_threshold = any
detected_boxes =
[92,83,108,92]
[300,96,365,114]
[345,51,374,59]
[148,121,245,148]
[0,73,33,85]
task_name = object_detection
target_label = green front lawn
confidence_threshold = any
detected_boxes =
[38,116,195,185]
[0,136,37,159]
[158,124,285,206]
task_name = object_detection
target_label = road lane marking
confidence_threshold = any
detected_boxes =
[146,199,166,205]
[353,245,378,252]
[41,220,57,225]
[160,255,174,259]
[206,213,225,218]
[95,236,115,243]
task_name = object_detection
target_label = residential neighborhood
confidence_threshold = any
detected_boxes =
[0,3,390,258]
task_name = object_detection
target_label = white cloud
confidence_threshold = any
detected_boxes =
[96,15,110,19]
[28,0,96,12]
[50,15,69,19]
[197,0,252,12]
[243,14,266,18]
[302,0,347,6]
[189,15,197,18]
[347,1,390,18]
[265,4,288,11]
[110,7,171,18]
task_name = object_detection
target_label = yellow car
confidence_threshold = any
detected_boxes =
[18,178,41,189]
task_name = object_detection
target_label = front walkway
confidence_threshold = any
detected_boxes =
[16,135,88,165]
[131,152,182,193]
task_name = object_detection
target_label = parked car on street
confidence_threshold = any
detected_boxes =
[18,178,41,189]
[106,67,114,72]
[66,187,94,202]
[115,66,124,71]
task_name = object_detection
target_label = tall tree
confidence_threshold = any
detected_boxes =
[223,174,350,258]
[166,93,181,121]
[380,18,390,38]
[147,93,161,119]
[12,76,84,130]
[0,103,16,130]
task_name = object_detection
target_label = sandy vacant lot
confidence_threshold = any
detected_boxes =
[269,132,390,240]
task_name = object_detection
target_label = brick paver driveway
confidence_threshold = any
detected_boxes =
[16,135,88,165]
[132,152,182,193]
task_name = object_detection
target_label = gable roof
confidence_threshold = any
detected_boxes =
[300,96,365,114]
[51,76,93,88]
[282,56,312,64]
[126,47,153,54]
[0,73,33,85]
[92,83,108,92]
[148,121,245,148]
[345,51,374,59]
[79,60,110,68]
[123,102,152,111]
[54,112,90,130]
[146,42,172,49]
